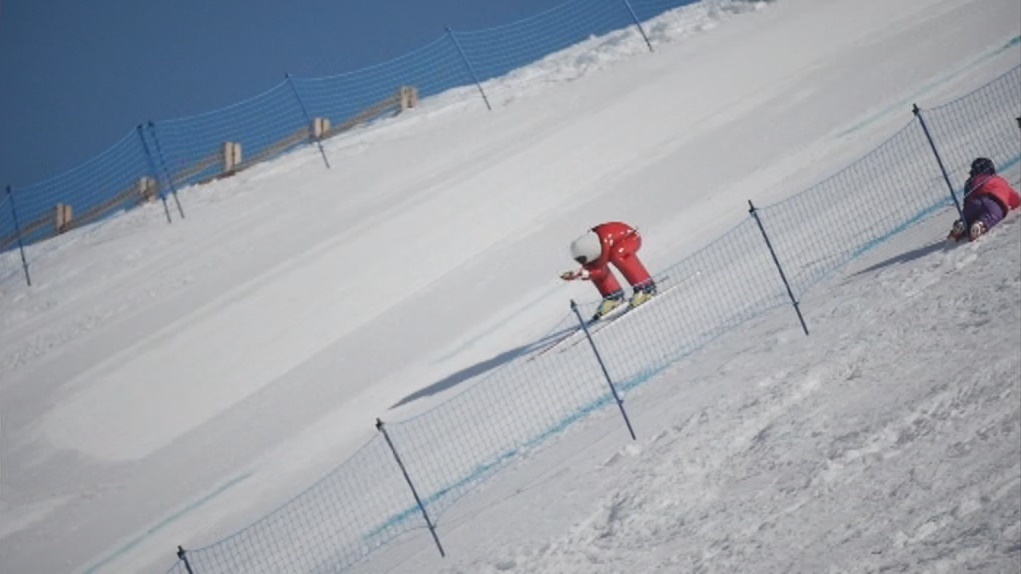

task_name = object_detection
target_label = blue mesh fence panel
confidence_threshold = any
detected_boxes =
[452,0,636,86]
[0,0,746,274]
[593,219,792,391]
[0,130,154,252]
[756,120,953,298]
[291,35,474,127]
[919,65,1021,195]
[150,82,309,191]
[177,435,426,573]
[163,559,190,574]
[632,0,703,19]
[0,192,22,283]
[0,192,11,249]
[384,311,624,524]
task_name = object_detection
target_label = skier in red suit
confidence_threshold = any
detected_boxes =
[560,221,657,320]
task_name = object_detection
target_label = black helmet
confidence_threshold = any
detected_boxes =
[969,157,996,177]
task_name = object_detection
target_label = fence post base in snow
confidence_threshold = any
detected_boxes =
[285,73,331,170]
[912,104,963,219]
[447,27,492,112]
[748,200,809,336]
[6,185,32,287]
[376,418,446,558]
[147,121,186,220]
[570,300,637,441]
[621,0,653,53]
[136,125,173,224]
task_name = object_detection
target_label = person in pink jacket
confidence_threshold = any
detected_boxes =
[948,157,1021,241]
[560,221,657,320]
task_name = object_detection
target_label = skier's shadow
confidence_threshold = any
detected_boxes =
[851,240,953,277]
[390,325,577,409]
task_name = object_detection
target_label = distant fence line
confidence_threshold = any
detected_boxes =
[2,0,724,277]
[157,66,1020,574]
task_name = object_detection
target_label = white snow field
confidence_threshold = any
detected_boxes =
[1,0,1019,572]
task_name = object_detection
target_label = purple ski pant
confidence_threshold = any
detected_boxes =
[963,194,1005,230]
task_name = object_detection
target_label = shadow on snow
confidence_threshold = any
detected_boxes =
[390,324,579,409]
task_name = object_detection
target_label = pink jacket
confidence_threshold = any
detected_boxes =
[966,174,1021,212]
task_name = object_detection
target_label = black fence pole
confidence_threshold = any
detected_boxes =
[6,185,32,287]
[146,121,186,220]
[446,27,492,111]
[285,73,331,169]
[912,104,963,219]
[136,125,173,224]
[176,545,195,574]
[375,418,446,558]
[621,0,653,53]
[748,201,809,336]
[570,300,637,441]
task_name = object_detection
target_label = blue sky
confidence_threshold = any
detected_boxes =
[0,0,564,188]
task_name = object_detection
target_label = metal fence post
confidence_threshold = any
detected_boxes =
[146,121,186,220]
[136,124,173,224]
[748,200,809,336]
[570,300,637,440]
[446,27,492,111]
[285,73,331,169]
[912,104,964,219]
[176,545,195,574]
[375,418,446,558]
[6,185,32,287]
[621,0,653,53]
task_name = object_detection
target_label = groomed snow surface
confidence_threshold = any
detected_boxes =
[1,0,1019,572]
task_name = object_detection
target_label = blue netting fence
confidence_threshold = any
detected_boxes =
[2,0,721,275]
[1,129,157,251]
[917,66,1021,196]
[165,66,1020,573]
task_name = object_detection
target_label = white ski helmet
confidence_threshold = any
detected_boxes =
[569,230,602,265]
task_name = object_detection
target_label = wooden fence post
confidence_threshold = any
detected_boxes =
[55,203,73,234]
[137,177,158,203]
[399,86,419,112]
[312,117,331,139]
[222,142,242,174]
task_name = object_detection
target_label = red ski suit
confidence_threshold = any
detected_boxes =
[582,222,653,297]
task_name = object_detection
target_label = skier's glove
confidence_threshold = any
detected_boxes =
[560,270,589,281]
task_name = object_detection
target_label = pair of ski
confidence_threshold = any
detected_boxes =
[529,282,679,361]
[527,309,626,362]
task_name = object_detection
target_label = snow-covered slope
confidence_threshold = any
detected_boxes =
[0,0,1018,572]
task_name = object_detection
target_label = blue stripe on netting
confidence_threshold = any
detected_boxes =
[364,389,620,538]
[365,291,793,537]
[359,143,1021,541]
[85,471,254,574]
[847,152,1021,261]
